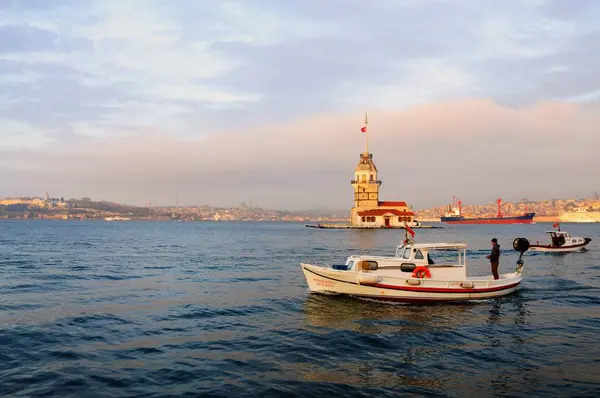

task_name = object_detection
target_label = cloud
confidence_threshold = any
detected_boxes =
[0,25,57,52]
[0,99,597,209]
[0,0,598,207]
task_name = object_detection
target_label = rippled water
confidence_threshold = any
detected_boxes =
[1,220,599,397]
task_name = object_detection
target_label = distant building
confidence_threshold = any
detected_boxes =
[0,197,45,207]
[349,115,415,227]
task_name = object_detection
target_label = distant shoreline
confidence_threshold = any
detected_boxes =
[0,218,584,223]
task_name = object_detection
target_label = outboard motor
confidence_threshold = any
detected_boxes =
[513,237,530,273]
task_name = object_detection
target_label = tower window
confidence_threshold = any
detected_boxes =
[370,175,373,181]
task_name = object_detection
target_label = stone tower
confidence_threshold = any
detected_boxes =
[350,151,381,222]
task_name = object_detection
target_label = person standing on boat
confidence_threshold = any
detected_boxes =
[487,238,500,280]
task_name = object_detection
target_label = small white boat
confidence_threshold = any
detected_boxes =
[300,237,531,303]
[529,226,591,253]
[104,216,131,221]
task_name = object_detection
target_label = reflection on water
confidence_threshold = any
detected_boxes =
[304,293,475,331]
[304,293,531,334]
[300,293,539,393]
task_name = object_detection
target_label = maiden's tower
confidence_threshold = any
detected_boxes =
[350,113,416,227]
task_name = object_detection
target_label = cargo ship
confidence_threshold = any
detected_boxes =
[440,198,535,225]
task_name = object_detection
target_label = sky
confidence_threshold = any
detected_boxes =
[0,0,599,210]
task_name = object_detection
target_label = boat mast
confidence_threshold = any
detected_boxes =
[497,198,503,218]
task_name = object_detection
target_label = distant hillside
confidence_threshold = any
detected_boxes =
[69,198,150,216]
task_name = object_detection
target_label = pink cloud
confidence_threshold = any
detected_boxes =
[1,98,597,208]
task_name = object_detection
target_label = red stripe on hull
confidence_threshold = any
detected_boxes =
[362,281,521,293]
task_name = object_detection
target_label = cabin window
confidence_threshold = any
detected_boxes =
[408,217,412,222]
[361,216,365,222]
[370,174,373,181]
[414,249,424,260]
[402,248,411,259]
[346,261,354,271]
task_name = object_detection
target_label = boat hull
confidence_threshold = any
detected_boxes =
[300,263,522,302]
[441,213,535,224]
[529,238,591,253]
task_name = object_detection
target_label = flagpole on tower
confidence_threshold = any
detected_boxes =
[364,111,369,154]
[360,111,369,153]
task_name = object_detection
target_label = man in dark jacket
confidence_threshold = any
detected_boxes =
[486,238,500,280]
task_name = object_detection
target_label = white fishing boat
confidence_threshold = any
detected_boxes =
[300,229,530,303]
[529,224,591,253]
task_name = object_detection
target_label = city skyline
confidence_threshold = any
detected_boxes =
[1,191,598,214]
[1,1,598,210]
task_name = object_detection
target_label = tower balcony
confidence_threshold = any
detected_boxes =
[351,180,382,184]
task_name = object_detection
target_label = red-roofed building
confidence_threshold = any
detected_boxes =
[378,201,407,207]
[350,150,416,227]
[357,209,415,217]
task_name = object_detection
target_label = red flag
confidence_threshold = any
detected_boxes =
[360,126,366,133]
[405,224,415,237]
[553,223,559,228]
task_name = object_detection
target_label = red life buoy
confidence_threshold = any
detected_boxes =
[412,266,431,279]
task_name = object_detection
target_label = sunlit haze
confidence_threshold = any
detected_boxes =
[1,0,598,210]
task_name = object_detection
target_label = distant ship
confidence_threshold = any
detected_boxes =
[440,198,535,225]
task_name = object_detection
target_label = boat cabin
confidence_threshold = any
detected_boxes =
[342,242,468,279]
[545,231,586,247]
[393,243,468,267]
